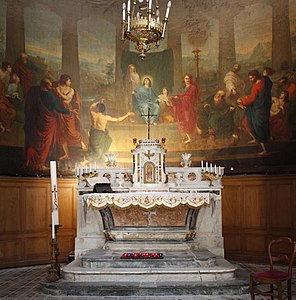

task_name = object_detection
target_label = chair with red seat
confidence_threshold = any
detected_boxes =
[250,237,296,300]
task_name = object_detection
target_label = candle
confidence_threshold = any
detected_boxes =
[205,162,208,172]
[214,165,217,174]
[50,161,59,226]
[122,3,126,21]
[165,0,171,18]
[148,0,152,10]
[127,0,130,12]
[201,160,204,170]
[210,163,213,173]
[52,211,55,240]
[218,166,221,176]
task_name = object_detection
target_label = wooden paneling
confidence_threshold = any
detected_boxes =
[0,175,295,267]
[222,175,296,263]
[0,177,77,269]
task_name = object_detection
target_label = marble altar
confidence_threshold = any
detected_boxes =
[74,138,225,258]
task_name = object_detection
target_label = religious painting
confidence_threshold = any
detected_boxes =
[144,162,155,184]
[0,0,296,177]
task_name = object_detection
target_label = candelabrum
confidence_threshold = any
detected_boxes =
[47,225,62,282]
[201,171,218,187]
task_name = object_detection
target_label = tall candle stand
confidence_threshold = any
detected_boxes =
[47,224,62,282]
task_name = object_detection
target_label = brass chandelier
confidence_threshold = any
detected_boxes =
[121,0,172,60]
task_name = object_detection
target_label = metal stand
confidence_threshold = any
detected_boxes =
[47,225,62,282]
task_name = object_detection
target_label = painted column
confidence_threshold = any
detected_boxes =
[218,13,236,86]
[5,0,25,64]
[61,15,80,91]
[167,29,183,94]
[271,0,292,71]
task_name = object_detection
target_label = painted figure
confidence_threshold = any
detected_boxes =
[171,74,202,144]
[270,90,292,141]
[7,73,25,123]
[0,62,12,91]
[237,70,272,156]
[157,87,174,123]
[24,78,70,170]
[0,81,16,133]
[124,64,140,112]
[55,74,87,161]
[12,53,33,98]
[84,101,134,163]
[134,77,160,124]
[201,89,235,140]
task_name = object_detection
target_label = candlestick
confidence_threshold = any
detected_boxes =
[52,211,55,240]
[50,161,59,225]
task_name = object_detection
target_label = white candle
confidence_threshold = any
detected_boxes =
[89,163,92,173]
[201,160,204,170]
[127,0,130,12]
[50,161,59,226]
[218,166,221,176]
[52,211,55,240]
[122,3,126,21]
[148,0,152,10]
[94,161,97,171]
[205,162,208,172]
[214,165,217,174]
[210,163,213,173]
[165,1,171,18]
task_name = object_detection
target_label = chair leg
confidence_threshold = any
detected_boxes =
[270,284,274,300]
[249,278,255,300]
[287,279,292,300]
[277,283,283,300]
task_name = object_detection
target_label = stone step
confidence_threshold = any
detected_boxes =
[62,256,236,282]
[104,240,196,251]
[81,249,216,269]
[43,269,249,297]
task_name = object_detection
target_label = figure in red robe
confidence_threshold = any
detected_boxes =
[171,74,202,144]
[0,81,16,132]
[55,74,86,161]
[25,78,70,170]
[12,52,33,98]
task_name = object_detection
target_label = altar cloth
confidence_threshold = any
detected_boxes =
[83,192,210,209]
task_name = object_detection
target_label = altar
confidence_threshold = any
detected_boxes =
[55,136,247,296]
[74,137,225,258]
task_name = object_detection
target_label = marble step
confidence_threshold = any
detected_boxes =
[81,249,216,269]
[62,256,236,282]
[44,266,249,297]
[104,240,196,251]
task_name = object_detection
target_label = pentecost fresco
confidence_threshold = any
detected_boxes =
[0,0,296,176]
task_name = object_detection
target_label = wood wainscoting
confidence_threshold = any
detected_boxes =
[0,175,295,268]
[222,175,296,263]
[0,177,77,269]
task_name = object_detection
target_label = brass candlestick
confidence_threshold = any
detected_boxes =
[47,225,62,282]
[201,171,218,187]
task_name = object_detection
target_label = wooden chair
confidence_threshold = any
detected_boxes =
[250,237,296,300]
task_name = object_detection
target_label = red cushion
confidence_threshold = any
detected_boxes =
[254,270,289,279]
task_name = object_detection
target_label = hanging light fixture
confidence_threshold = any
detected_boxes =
[121,0,172,60]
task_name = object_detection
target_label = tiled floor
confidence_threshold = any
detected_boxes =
[0,262,295,299]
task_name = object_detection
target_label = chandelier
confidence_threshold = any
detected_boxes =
[121,0,172,60]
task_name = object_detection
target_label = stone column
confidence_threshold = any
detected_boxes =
[167,29,183,94]
[5,0,25,64]
[61,15,80,90]
[218,14,236,86]
[271,0,292,71]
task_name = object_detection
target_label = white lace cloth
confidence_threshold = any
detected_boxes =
[83,192,210,209]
